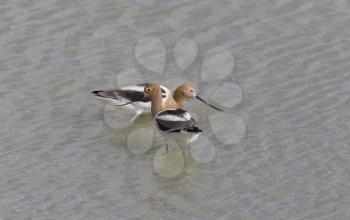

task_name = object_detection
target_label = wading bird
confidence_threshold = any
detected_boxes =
[92,83,222,122]
[144,83,203,151]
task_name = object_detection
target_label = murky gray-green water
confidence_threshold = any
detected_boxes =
[1,0,350,219]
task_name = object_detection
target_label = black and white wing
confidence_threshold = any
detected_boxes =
[155,109,203,133]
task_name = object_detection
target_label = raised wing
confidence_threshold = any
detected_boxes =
[92,84,166,102]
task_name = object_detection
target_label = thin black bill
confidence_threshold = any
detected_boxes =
[196,96,223,111]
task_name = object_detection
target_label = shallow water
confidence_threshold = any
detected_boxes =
[1,0,350,219]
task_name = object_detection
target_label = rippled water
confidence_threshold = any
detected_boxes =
[1,0,350,219]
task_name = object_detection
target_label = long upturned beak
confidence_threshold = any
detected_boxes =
[196,95,223,111]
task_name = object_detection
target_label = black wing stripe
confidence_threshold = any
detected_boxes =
[92,90,121,100]
[93,89,166,102]
[157,123,202,133]
[116,90,150,102]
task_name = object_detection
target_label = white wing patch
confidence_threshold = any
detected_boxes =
[157,114,186,122]
[159,85,170,104]
[183,112,192,121]
[160,85,171,94]
[157,111,192,122]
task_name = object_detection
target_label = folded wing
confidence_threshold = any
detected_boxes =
[155,109,202,133]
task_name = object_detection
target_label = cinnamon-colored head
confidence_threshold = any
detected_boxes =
[174,83,197,98]
[174,82,224,111]
[144,83,162,98]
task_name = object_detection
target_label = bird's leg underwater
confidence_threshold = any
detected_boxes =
[163,138,177,154]
[185,143,190,152]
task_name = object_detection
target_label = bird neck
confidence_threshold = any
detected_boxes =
[173,89,187,108]
[151,88,163,117]
[166,95,180,109]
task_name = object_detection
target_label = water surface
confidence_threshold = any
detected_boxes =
[1,0,350,219]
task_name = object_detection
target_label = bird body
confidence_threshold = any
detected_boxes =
[144,83,203,150]
[154,109,202,147]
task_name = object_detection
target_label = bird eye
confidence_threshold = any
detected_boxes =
[146,88,151,92]
[189,89,194,93]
